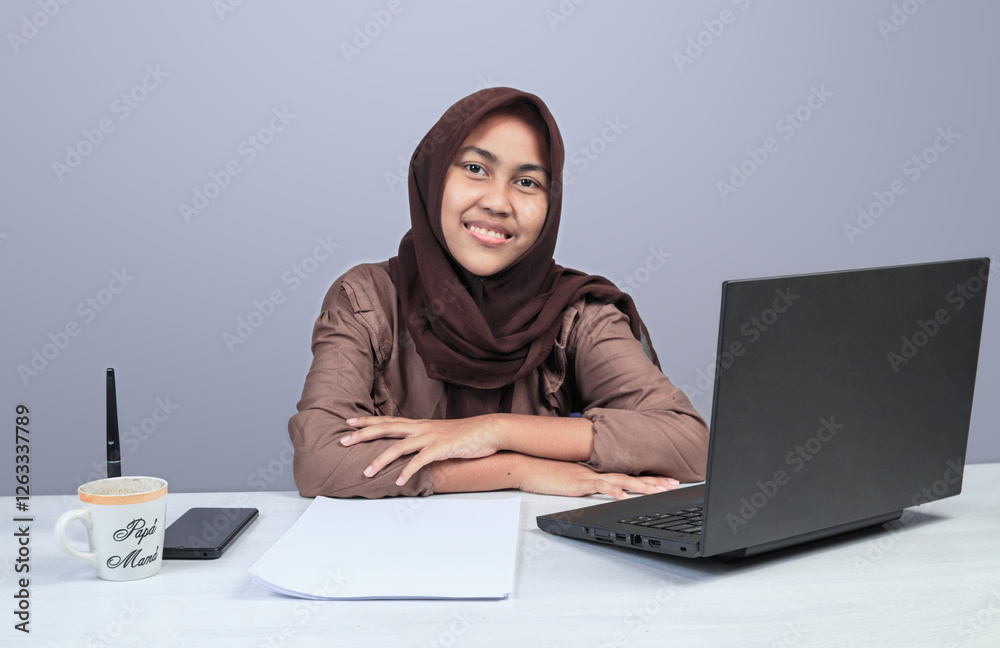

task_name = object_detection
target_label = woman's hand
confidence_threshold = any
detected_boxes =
[341,415,503,486]
[515,456,679,500]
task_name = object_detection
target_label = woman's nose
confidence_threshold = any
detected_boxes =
[478,181,512,215]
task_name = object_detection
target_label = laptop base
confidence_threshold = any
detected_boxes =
[714,510,903,561]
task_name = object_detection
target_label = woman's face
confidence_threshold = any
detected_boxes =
[440,110,550,278]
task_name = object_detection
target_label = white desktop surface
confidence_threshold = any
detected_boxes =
[6,463,1000,647]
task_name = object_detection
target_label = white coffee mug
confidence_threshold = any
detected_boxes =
[55,476,167,581]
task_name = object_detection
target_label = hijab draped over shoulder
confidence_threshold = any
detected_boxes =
[388,87,658,417]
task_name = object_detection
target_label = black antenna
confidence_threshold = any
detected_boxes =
[106,368,121,478]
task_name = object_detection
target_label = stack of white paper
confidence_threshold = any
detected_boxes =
[249,496,522,600]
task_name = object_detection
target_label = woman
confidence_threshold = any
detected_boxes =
[289,87,708,499]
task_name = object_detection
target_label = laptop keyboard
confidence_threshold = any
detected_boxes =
[619,507,703,535]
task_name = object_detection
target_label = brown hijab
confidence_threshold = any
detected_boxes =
[388,87,658,417]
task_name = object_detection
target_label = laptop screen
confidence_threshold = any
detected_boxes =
[701,258,989,557]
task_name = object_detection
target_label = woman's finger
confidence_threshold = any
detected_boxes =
[342,420,419,446]
[347,415,408,427]
[394,448,441,486]
[588,478,629,501]
[363,437,428,477]
[601,473,673,495]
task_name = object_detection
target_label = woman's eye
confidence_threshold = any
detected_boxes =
[465,164,484,174]
[517,178,539,189]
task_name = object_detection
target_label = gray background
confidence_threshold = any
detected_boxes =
[2,1,997,496]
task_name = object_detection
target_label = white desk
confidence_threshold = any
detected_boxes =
[5,464,1000,647]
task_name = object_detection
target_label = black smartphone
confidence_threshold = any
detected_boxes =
[163,507,258,559]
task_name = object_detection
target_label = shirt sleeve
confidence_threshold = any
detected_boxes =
[288,273,434,498]
[570,300,710,482]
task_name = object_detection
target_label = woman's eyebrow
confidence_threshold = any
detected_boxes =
[455,146,550,178]
[514,163,550,179]
[454,146,498,165]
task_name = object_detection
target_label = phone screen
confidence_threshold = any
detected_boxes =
[163,507,258,559]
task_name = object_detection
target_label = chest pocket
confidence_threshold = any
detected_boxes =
[339,280,399,416]
[540,307,579,415]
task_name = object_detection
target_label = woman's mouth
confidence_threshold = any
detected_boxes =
[465,223,512,246]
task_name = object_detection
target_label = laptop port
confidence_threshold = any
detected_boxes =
[615,533,627,542]
[630,534,642,546]
[648,539,661,548]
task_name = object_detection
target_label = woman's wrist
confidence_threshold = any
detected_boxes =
[487,413,594,462]
[488,413,513,453]
[430,452,526,493]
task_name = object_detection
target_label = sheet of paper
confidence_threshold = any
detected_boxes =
[249,496,522,600]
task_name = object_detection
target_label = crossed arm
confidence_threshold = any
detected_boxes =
[341,413,679,500]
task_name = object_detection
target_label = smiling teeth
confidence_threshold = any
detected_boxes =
[467,225,509,239]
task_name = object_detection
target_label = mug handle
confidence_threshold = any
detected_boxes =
[54,509,98,568]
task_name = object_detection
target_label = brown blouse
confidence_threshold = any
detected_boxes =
[289,262,710,498]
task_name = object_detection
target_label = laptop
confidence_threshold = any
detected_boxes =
[537,258,990,560]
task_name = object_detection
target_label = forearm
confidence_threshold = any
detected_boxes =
[430,451,679,500]
[290,410,434,498]
[583,408,709,482]
[430,452,525,493]
[492,413,594,462]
